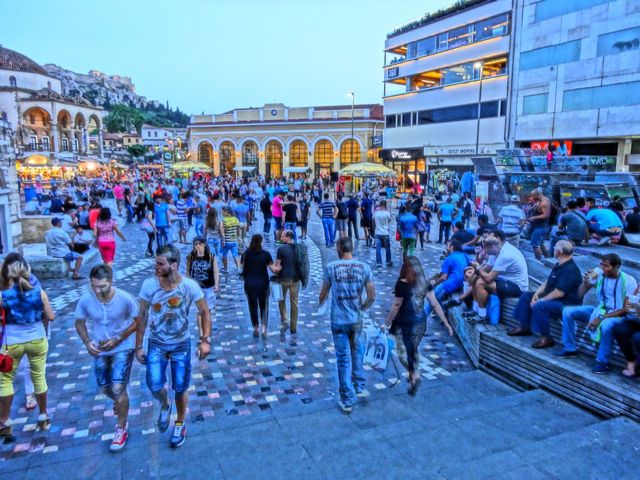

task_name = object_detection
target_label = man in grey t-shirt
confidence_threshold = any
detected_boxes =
[319,237,375,413]
[45,217,84,280]
[75,264,138,452]
[135,244,211,448]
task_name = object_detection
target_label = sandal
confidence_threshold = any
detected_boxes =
[25,393,37,411]
[36,413,51,432]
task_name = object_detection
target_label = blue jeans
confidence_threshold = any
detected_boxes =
[194,218,204,236]
[156,226,169,250]
[207,237,221,257]
[375,234,391,265]
[125,204,134,223]
[424,284,448,317]
[322,218,335,246]
[146,339,192,394]
[284,222,298,241]
[530,226,550,248]
[94,349,134,387]
[331,323,365,407]
[263,216,272,234]
[562,305,623,363]
[515,291,564,337]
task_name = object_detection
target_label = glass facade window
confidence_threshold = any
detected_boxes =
[340,140,360,166]
[219,141,235,173]
[597,27,640,57]
[241,141,258,165]
[289,140,308,166]
[385,115,397,128]
[563,81,640,112]
[401,112,412,127]
[314,140,333,166]
[389,13,510,65]
[480,101,499,118]
[520,40,581,71]
[535,0,611,23]
[265,141,283,178]
[442,62,480,86]
[522,94,548,115]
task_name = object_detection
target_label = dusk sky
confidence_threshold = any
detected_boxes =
[4,0,452,115]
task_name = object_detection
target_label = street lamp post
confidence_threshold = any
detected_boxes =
[474,62,483,155]
[348,92,355,165]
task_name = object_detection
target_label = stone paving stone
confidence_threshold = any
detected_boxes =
[1,209,472,463]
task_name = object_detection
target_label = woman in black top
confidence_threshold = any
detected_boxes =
[186,236,220,337]
[383,256,432,395]
[260,195,272,234]
[241,234,279,339]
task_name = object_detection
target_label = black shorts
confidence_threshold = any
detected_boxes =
[361,217,372,228]
[495,278,522,299]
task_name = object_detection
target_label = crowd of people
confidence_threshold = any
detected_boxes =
[1,172,640,456]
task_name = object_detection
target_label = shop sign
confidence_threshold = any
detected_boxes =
[380,147,424,161]
[387,67,399,79]
[371,135,383,147]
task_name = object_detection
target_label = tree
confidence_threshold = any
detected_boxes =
[103,104,144,133]
[127,144,146,158]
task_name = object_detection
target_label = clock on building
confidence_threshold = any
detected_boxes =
[270,109,277,116]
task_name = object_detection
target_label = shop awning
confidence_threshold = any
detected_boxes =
[171,161,213,173]
[339,162,397,178]
[379,147,424,162]
[20,154,51,167]
[283,166,309,173]
[233,166,257,172]
[109,161,130,169]
[138,164,164,170]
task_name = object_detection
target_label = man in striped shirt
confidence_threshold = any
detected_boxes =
[220,206,241,272]
[317,193,337,247]
[175,193,189,244]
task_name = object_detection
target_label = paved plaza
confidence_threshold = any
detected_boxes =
[1,211,477,477]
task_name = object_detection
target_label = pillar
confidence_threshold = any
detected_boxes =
[617,139,631,172]
[98,130,104,159]
[50,122,59,154]
[82,127,88,154]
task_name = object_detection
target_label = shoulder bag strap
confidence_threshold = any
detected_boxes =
[0,308,7,349]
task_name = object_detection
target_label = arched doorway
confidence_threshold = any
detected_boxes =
[23,107,51,151]
[57,110,72,152]
[74,113,86,153]
[241,140,259,174]
[199,142,214,165]
[340,139,361,168]
[265,140,283,179]
[289,140,308,169]
[219,141,235,174]
[314,139,333,179]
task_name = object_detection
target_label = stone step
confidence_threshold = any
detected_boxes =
[480,330,640,421]
[437,416,640,480]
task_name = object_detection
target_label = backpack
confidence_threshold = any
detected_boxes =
[294,243,310,289]
[337,201,348,219]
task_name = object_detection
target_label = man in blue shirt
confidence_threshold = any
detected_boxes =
[153,196,170,250]
[397,206,418,257]
[586,207,624,245]
[232,195,251,240]
[426,240,468,318]
[319,237,375,413]
[360,193,374,246]
[316,193,337,247]
[437,196,458,244]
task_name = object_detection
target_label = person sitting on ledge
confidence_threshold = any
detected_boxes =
[507,240,583,348]
[613,294,640,377]
[554,253,637,374]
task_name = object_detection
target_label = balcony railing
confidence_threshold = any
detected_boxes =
[24,142,51,152]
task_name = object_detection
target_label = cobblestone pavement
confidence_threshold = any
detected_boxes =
[0,208,471,463]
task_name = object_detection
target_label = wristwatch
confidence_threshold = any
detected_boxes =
[200,336,212,344]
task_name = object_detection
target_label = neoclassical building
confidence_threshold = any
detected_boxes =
[187,103,384,178]
[0,46,105,169]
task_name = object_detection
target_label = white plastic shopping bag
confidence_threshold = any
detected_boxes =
[269,281,283,302]
[364,330,391,372]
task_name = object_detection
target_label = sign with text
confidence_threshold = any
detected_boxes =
[380,147,424,161]
[387,67,399,79]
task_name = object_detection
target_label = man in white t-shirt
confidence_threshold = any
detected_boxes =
[470,230,528,320]
[135,244,211,449]
[74,264,139,452]
[373,200,392,267]
[497,195,526,247]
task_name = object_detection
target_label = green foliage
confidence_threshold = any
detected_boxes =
[127,144,147,157]
[103,104,144,133]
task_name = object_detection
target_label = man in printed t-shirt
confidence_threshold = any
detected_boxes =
[319,237,375,413]
[135,244,211,449]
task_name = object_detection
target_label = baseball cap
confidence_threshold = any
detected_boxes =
[510,194,520,202]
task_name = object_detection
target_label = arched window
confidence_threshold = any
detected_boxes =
[219,141,235,174]
[265,140,283,178]
[199,142,213,164]
[289,140,308,167]
[340,139,361,167]
[314,139,333,177]
[9,76,17,88]
[242,141,258,165]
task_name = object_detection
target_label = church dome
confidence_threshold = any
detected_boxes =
[0,45,48,76]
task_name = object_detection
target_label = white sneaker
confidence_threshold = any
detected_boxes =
[338,400,352,414]
[356,389,369,399]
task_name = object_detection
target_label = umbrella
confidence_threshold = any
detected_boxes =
[171,161,213,173]
[339,162,397,178]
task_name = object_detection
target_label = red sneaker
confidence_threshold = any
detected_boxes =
[110,426,128,452]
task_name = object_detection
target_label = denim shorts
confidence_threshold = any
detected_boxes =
[221,241,239,257]
[530,226,550,248]
[146,339,192,393]
[273,218,283,230]
[207,237,222,256]
[94,349,135,387]
[336,219,347,231]
[63,251,81,262]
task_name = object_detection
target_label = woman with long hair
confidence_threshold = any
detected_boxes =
[186,236,220,336]
[383,256,452,395]
[143,200,157,257]
[241,234,279,339]
[205,207,222,257]
[0,258,55,437]
[94,207,126,266]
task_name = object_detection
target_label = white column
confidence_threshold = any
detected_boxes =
[82,127,88,154]
[50,122,59,154]
[98,130,104,159]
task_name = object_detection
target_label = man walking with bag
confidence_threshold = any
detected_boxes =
[319,237,375,413]
[275,230,308,335]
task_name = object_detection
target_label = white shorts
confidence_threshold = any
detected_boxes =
[203,287,216,311]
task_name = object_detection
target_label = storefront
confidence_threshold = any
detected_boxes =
[16,155,77,186]
[380,147,425,192]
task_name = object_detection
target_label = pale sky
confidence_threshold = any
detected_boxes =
[3,0,452,115]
